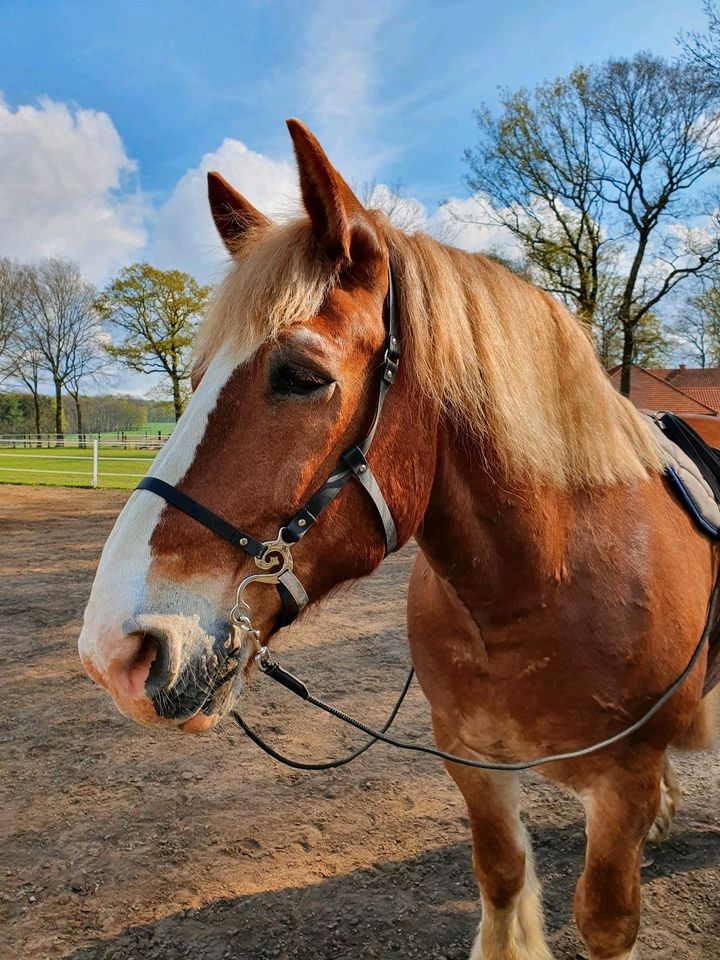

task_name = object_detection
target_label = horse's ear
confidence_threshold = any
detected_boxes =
[207,171,270,254]
[286,119,382,270]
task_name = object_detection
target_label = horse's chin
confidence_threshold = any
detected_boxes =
[179,711,221,733]
[177,681,240,733]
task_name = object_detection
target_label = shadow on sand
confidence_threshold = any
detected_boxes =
[62,816,720,960]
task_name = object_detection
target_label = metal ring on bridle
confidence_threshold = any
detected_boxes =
[230,531,296,631]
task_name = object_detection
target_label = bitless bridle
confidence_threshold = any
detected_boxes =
[136,267,719,772]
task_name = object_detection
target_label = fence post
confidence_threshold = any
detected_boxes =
[92,439,98,488]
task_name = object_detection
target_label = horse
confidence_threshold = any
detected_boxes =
[79,119,719,960]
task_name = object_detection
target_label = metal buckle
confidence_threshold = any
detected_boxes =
[254,532,294,574]
[230,528,294,639]
[255,646,272,670]
[382,353,399,384]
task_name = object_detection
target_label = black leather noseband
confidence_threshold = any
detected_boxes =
[136,267,400,628]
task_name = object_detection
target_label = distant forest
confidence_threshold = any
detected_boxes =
[0,391,175,436]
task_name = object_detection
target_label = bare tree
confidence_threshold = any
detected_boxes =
[65,323,111,446]
[590,54,720,393]
[0,258,22,384]
[7,345,44,442]
[16,259,99,442]
[681,1,720,80]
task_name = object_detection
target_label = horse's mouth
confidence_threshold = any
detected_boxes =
[150,637,244,727]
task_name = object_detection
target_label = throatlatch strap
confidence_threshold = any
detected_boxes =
[342,446,397,554]
[135,477,267,559]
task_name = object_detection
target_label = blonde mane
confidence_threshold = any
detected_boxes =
[196,215,661,488]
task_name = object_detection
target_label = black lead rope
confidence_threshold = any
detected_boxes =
[232,668,415,771]
[232,569,720,772]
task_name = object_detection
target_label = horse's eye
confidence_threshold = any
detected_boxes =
[271,361,332,397]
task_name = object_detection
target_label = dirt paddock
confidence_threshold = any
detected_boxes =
[1,486,719,960]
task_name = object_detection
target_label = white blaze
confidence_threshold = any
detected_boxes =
[79,346,250,671]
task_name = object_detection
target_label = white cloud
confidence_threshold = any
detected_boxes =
[151,141,524,283]
[0,96,147,283]
[298,2,396,179]
[151,138,300,281]
[429,196,523,258]
[356,182,522,255]
[0,90,528,405]
[0,93,520,286]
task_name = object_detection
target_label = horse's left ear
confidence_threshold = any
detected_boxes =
[207,171,270,254]
[286,119,383,272]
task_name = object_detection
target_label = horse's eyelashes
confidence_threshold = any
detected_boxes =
[270,360,333,397]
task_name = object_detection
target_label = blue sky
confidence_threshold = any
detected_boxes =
[2,0,708,209]
[0,0,711,393]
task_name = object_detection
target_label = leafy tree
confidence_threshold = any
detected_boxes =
[674,278,720,367]
[464,68,609,327]
[0,391,54,436]
[100,263,210,420]
[464,54,720,395]
[594,310,670,370]
[0,393,24,433]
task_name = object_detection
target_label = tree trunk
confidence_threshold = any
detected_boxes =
[619,322,634,397]
[172,377,183,421]
[54,380,64,446]
[75,396,84,448]
[32,392,41,447]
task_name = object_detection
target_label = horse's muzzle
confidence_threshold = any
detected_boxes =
[79,615,242,731]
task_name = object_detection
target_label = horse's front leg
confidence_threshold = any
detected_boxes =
[574,749,664,960]
[434,716,553,960]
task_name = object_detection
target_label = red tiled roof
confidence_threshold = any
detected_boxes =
[609,364,717,415]
[680,386,720,413]
[654,367,720,388]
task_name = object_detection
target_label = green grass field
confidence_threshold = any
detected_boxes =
[15,423,175,444]
[0,447,158,490]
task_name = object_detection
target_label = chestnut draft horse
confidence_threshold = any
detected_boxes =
[79,120,720,960]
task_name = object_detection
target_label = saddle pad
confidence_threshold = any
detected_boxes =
[645,413,720,696]
[646,413,720,538]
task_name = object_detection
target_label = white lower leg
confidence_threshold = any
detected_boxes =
[646,759,681,846]
[470,830,552,960]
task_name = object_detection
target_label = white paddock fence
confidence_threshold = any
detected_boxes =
[0,434,171,488]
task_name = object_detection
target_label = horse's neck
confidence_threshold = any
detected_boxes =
[417,424,575,626]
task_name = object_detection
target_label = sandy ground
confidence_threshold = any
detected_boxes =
[1,485,719,960]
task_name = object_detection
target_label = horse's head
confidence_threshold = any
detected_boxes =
[78,121,435,733]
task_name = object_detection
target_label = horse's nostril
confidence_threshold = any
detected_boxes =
[133,631,174,699]
[121,631,173,701]
[101,622,182,707]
